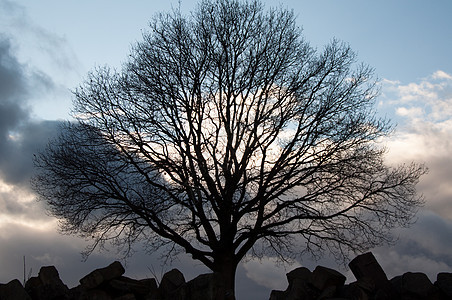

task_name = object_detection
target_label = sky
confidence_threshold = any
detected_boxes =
[1,0,452,298]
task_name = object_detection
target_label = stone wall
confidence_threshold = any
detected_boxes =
[0,252,451,299]
[270,252,452,300]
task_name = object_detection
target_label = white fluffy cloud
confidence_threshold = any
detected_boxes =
[381,71,452,219]
[384,70,452,123]
[432,70,452,81]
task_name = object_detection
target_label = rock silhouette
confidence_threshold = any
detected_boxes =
[0,252,451,299]
[270,252,448,300]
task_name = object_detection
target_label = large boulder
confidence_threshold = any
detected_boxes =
[269,266,317,300]
[159,268,186,299]
[309,265,346,291]
[38,266,65,286]
[436,272,452,298]
[269,290,285,300]
[25,266,69,300]
[79,261,125,290]
[139,278,159,298]
[66,285,86,300]
[186,273,222,300]
[285,267,317,300]
[0,279,32,300]
[286,267,311,289]
[339,281,370,300]
[270,265,344,300]
[349,252,388,290]
[391,272,437,299]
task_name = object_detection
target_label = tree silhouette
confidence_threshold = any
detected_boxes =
[32,0,426,298]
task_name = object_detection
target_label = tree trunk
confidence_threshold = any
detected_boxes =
[214,255,238,300]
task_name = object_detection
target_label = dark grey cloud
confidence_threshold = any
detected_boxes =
[416,157,452,220]
[0,120,60,185]
[0,36,33,184]
[0,36,59,186]
[0,42,26,98]
[0,38,29,129]
[0,0,79,121]
[373,210,452,281]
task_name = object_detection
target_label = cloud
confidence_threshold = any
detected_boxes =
[374,210,452,281]
[0,0,79,75]
[1,120,61,185]
[381,71,452,219]
[0,0,78,120]
[0,220,114,286]
[0,1,90,289]
[383,70,452,121]
[0,37,34,183]
[0,37,30,116]
[432,70,452,81]
[0,7,81,287]
[0,35,61,186]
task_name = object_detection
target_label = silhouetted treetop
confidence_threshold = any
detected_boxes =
[32,1,427,299]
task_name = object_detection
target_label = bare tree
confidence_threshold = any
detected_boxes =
[32,0,426,298]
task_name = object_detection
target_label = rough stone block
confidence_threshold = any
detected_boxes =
[389,275,402,294]
[436,272,452,297]
[25,265,70,300]
[139,278,159,298]
[80,261,125,289]
[309,265,346,291]
[286,267,311,288]
[340,282,369,300]
[355,276,375,294]
[159,268,185,297]
[24,277,41,291]
[187,273,221,300]
[139,278,158,291]
[286,277,317,300]
[318,285,337,299]
[400,272,436,298]
[269,290,285,300]
[38,266,62,286]
[349,252,388,289]
[0,279,32,300]
[67,285,86,300]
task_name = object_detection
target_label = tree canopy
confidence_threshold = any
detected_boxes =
[32,0,426,298]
